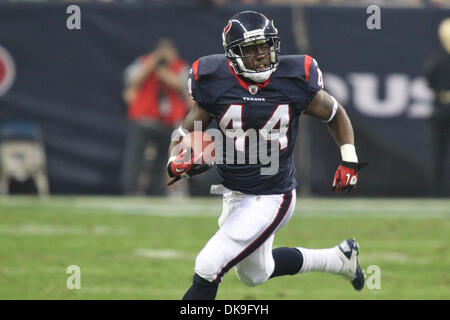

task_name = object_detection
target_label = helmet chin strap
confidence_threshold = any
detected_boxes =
[235,57,276,83]
[242,69,275,83]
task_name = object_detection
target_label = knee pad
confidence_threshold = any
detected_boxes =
[235,256,274,287]
[235,267,272,287]
[194,250,222,282]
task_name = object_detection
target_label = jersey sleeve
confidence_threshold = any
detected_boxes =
[290,55,325,114]
[303,55,324,98]
[187,59,205,105]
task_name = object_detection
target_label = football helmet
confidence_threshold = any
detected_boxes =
[222,11,280,83]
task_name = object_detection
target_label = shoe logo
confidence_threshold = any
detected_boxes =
[340,241,351,253]
[175,168,185,173]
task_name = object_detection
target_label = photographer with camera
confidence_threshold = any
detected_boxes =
[122,39,191,196]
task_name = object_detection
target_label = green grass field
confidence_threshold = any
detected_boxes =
[0,196,449,300]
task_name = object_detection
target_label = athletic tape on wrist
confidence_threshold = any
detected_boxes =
[340,144,358,163]
[170,126,188,142]
[168,127,188,166]
[167,156,177,167]
[177,126,188,137]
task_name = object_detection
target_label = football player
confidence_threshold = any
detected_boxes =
[167,11,368,300]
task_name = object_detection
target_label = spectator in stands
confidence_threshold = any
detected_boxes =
[424,18,450,197]
[122,39,191,196]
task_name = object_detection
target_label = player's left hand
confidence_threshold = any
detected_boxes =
[330,161,369,192]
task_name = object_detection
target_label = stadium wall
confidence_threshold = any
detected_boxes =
[0,3,447,196]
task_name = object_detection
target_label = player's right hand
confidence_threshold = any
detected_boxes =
[167,148,213,185]
[167,148,194,178]
[330,161,369,193]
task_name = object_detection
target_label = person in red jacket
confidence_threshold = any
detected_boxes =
[122,39,191,195]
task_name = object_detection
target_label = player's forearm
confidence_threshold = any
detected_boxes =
[327,105,354,146]
[168,135,184,159]
[167,103,212,158]
[327,106,358,162]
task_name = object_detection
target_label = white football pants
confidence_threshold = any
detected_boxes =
[194,185,296,286]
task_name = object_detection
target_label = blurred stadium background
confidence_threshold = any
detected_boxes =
[0,0,449,300]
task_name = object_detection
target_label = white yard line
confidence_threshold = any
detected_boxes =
[360,252,432,265]
[0,197,449,219]
[0,224,129,236]
[134,248,193,259]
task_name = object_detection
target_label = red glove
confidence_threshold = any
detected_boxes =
[167,148,195,178]
[167,148,213,185]
[331,161,369,192]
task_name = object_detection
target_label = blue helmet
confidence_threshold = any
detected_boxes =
[222,11,280,82]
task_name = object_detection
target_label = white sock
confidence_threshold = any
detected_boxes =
[296,247,343,274]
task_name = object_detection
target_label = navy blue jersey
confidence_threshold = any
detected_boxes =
[188,54,323,195]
